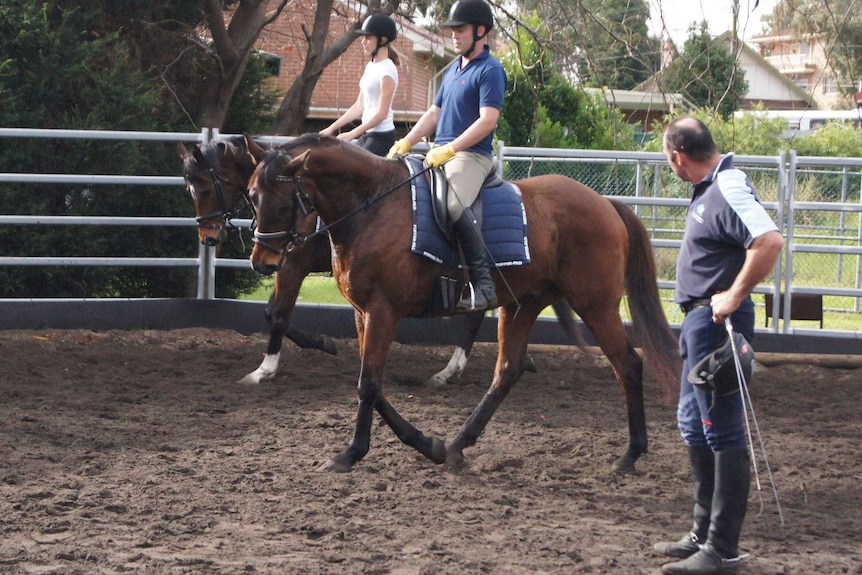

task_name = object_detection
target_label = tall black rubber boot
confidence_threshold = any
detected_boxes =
[661,448,751,575]
[654,444,715,558]
[453,207,497,312]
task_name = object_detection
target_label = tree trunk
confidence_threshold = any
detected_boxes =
[198,0,286,130]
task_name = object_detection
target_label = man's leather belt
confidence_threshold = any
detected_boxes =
[680,298,712,314]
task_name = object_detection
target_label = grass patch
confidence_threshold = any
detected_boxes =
[241,275,859,331]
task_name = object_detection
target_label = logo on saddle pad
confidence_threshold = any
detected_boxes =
[404,156,531,268]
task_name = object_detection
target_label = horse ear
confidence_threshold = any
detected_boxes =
[244,134,267,164]
[292,150,312,171]
[177,142,189,158]
[192,146,207,164]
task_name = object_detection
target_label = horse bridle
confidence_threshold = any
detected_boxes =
[252,154,431,266]
[251,173,314,267]
[187,164,256,232]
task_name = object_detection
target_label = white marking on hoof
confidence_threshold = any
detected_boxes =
[236,352,280,384]
[426,347,468,387]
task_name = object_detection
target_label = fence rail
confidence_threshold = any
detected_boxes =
[2,128,860,337]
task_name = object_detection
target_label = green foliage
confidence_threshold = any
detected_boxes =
[642,107,862,159]
[498,14,636,150]
[660,22,748,119]
[575,0,658,90]
[0,0,260,298]
[223,53,280,135]
[789,123,862,158]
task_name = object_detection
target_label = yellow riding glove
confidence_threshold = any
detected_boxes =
[425,143,456,168]
[387,138,413,159]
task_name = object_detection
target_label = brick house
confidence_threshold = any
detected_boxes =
[253,2,455,132]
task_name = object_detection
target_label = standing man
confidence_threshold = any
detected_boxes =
[655,116,784,575]
[387,0,506,312]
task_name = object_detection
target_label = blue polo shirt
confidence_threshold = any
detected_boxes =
[675,154,779,305]
[433,46,506,156]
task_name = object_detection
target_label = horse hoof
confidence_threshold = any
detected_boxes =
[425,373,450,388]
[236,372,264,385]
[445,447,466,468]
[524,355,537,373]
[321,336,338,356]
[317,457,353,473]
[429,438,447,465]
[612,455,638,475]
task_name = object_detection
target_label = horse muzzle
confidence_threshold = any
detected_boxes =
[197,227,227,246]
[250,246,280,276]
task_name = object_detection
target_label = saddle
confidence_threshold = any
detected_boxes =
[401,155,530,316]
[402,155,529,269]
[423,158,505,242]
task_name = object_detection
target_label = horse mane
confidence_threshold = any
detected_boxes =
[183,135,246,180]
[255,133,390,195]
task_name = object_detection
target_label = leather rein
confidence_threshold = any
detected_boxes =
[252,157,431,264]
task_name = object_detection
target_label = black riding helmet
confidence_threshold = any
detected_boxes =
[688,331,755,396]
[357,13,397,60]
[440,0,494,55]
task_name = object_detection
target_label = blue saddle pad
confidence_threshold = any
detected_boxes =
[405,157,530,268]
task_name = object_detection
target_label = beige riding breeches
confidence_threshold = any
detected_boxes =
[442,151,495,221]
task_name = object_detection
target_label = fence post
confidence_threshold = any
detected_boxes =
[196,127,217,300]
[781,150,797,333]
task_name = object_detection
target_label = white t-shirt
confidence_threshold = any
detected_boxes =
[358,58,398,133]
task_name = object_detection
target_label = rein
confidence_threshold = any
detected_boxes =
[253,161,432,261]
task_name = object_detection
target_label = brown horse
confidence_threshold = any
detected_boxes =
[179,137,578,386]
[248,134,679,474]
[179,137,337,385]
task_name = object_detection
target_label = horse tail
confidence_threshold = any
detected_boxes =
[610,199,680,395]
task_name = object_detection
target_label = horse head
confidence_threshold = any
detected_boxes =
[179,136,260,246]
[248,133,402,275]
[248,138,320,276]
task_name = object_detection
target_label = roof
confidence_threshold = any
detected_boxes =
[631,33,815,111]
[585,87,695,112]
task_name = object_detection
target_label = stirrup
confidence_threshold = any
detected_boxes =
[455,282,495,312]
[455,282,481,312]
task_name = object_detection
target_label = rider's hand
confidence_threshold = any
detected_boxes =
[387,138,413,159]
[425,143,456,168]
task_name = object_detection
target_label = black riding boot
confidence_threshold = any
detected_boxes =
[453,208,497,312]
[654,444,715,558]
[662,448,751,575]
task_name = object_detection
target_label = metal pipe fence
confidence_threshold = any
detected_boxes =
[1,128,860,336]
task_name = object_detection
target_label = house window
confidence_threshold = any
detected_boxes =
[823,76,838,94]
[790,75,809,91]
[798,42,810,56]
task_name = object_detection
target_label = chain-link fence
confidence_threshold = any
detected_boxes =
[498,144,862,334]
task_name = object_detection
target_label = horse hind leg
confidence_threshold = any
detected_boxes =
[445,302,540,467]
[426,310,485,387]
[578,307,647,475]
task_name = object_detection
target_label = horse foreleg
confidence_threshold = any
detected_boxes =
[446,305,537,467]
[283,325,338,355]
[425,310,485,387]
[551,300,580,345]
[374,394,446,464]
[237,271,337,385]
[319,309,393,473]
